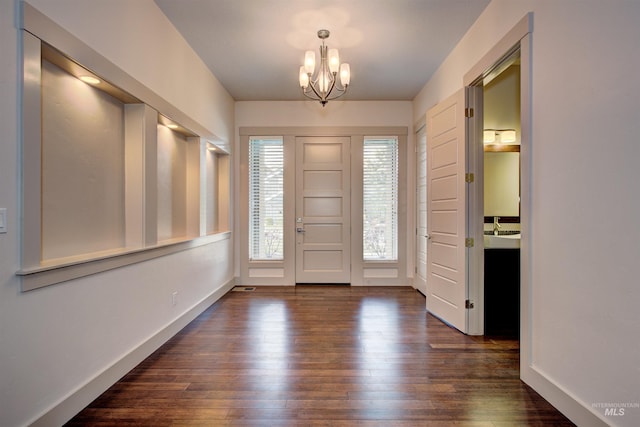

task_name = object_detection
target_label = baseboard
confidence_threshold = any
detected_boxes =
[29,278,235,427]
[521,363,610,427]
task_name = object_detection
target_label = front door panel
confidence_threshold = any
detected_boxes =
[295,136,351,283]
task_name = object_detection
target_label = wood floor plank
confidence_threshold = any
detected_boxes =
[66,286,574,426]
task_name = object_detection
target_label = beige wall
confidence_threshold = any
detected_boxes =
[41,60,126,260]
[157,126,188,241]
[483,64,521,218]
[484,64,521,144]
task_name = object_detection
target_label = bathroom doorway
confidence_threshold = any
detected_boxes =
[463,14,532,341]
[467,47,522,339]
[480,51,521,338]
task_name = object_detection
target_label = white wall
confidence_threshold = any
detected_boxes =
[234,100,415,281]
[0,1,235,426]
[236,100,413,129]
[414,1,640,426]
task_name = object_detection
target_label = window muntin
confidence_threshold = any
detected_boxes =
[249,137,284,260]
[363,137,398,261]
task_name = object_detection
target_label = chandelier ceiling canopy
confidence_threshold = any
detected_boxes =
[299,29,350,107]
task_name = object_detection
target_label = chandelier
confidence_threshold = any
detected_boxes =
[299,29,351,106]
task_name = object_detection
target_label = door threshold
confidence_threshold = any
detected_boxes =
[295,283,351,286]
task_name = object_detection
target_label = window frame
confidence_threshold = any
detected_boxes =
[248,137,285,261]
[362,136,399,262]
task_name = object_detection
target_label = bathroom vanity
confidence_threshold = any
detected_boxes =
[484,235,520,337]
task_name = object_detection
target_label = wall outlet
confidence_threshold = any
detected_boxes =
[171,291,178,306]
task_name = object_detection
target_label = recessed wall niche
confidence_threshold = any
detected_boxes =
[205,144,230,235]
[157,124,189,242]
[18,22,230,291]
[41,58,127,261]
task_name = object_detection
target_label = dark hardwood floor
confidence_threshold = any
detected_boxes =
[66,286,574,426]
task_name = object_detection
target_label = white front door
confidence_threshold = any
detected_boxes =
[295,136,351,283]
[415,126,428,294]
[426,89,467,333]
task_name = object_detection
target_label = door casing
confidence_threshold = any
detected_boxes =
[463,15,532,345]
[239,126,408,287]
[413,125,427,295]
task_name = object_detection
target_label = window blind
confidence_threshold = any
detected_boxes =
[363,137,398,261]
[249,137,284,260]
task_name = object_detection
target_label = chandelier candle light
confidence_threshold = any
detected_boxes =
[299,29,351,106]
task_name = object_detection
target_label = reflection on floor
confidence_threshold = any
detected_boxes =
[67,285,574,426]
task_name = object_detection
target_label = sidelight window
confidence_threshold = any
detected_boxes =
[363,137,398,261]
[248,137,284,260]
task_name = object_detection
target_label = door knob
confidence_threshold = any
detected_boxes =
[296,227,305,233]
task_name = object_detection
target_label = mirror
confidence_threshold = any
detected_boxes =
[484,151,520,217]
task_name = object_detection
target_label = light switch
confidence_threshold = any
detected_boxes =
[0,208,6,233]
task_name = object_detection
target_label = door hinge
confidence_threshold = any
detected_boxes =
[465,107,474,118]
[465,173,474,183]
[465,300,475,309]
[465,238,474,247]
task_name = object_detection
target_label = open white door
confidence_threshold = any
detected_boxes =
[295,136,351,283]
[426,89,468,333]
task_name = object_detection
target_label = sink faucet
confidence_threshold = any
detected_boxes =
[493,216,502,235]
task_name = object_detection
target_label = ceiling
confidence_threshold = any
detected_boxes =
[154,0,490,102]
